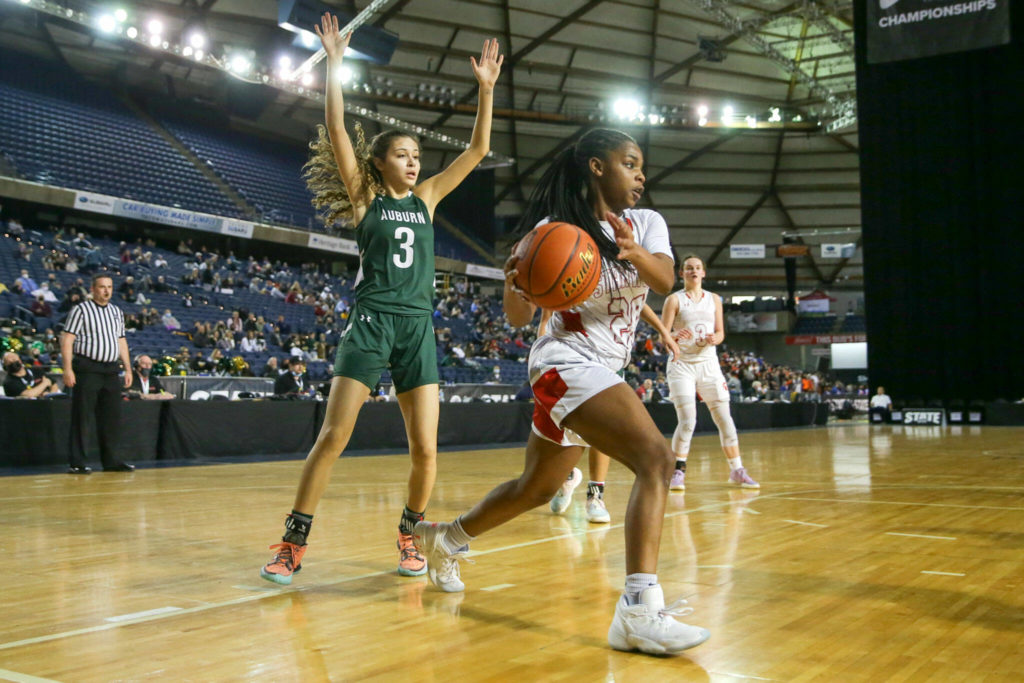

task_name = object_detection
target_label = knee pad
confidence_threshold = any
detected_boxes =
[706,399,739,447]
[671,399,697,455]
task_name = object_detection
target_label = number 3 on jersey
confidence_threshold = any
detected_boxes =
[393,226,415,268]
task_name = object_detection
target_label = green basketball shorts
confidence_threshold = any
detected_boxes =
[333,304,439,393]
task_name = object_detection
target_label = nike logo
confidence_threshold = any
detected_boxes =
[879,0,899,8]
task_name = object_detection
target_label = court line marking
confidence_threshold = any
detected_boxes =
[782,519,828,528]
[480,583,515,592]
[104,606,182,623]
[0,668,61,683]
[921,570,965,577]
[695,565,733,569]
[0,486,850,653]
[771,496,1023,512]
[885,532,957,541]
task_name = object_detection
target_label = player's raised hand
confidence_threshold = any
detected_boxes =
[314,13,352,61]
[471,39,504,90]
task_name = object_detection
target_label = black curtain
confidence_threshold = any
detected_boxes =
[855,0,1024,401]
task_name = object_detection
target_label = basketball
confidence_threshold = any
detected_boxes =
[512,222,602,310]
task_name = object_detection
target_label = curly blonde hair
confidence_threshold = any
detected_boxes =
[302,123,419,229]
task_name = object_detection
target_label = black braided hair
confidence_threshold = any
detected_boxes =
[516,128,638,273]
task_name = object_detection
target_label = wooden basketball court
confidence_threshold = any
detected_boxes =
[1,423,1021,681]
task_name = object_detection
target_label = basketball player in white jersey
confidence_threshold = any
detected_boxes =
[414,129,709,655]
[661,254,759,490]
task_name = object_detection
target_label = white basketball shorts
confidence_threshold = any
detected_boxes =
[667,357,730,404]
[528,336,623,447]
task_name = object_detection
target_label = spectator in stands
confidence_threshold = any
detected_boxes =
[259,16,504,586]
[58,289,84,315]
[151,275,174,293]
[214,329,235,353]
[239,330,263,353]
[129,355,173,400]
[2,351,59,398]
[30,295,53,319]
[118,276,138,303]
[227,311,244,335]
[15,269,38,295]
[727,373,742,402]
[32,281,59,304]
[191,321,210,348]
[7,217,25,237]
[263,356,282,378]
[869,386,892,421]
[162,309,181,331]
[153,253,168,269]
[273,357,308,396]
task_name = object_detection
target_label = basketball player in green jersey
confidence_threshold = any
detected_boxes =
[260,12,503,584]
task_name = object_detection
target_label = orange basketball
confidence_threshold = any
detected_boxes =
[513,222,601,311]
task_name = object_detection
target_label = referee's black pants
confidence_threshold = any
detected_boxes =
[69,358,124,468]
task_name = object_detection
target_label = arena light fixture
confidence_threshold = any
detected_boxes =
[188,32,206,49]
[769,107,781,123]
[612,97,641,120]
[301,72,314,87]
[147,18,163,36]
[746,115,757,128]
[230,54,252,75]
[698,116,708,127]
[97,14,116,33]
[182,45,193,57]
[20,0,515,168]
[697,104,709,117]
[113,8,127,23]
[336,65,353,84]
[722,105,734,123]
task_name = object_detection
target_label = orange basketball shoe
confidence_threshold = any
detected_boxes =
[397,532,428,576]
[260,542,308,585]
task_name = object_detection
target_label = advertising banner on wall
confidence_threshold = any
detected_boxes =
[74,191,255,238]
[730,244,765,259]
[307,232,359,255]
[867,0,1010,64]
[465,264,505,280]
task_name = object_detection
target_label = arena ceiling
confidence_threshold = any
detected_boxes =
[0,0,862,293]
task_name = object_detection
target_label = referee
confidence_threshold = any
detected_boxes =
[61,272,135,474]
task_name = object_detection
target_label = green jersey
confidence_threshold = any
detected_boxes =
[353,192,434,314]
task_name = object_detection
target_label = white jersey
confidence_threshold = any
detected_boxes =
[540,209,673,372]
[668,288,718,363]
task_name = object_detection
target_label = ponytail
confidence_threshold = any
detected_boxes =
[515,128,638,272]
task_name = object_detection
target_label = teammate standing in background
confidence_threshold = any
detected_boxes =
[661,255,759,490]
[414,128,710,655]
[260,12,503,584]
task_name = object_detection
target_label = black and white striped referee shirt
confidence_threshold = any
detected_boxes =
[64,299,126,363]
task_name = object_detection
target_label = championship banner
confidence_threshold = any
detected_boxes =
[867,0,1010,64]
